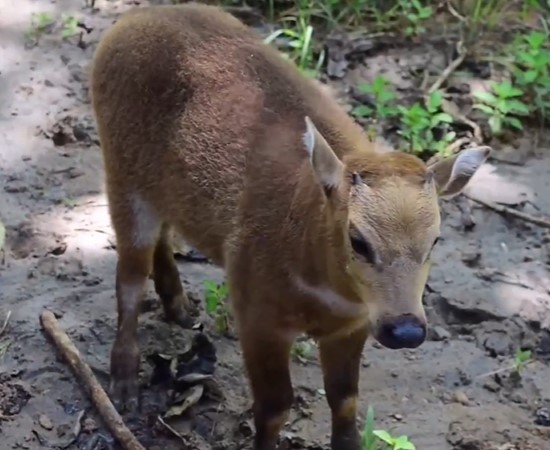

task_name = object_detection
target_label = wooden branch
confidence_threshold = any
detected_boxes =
[464,194,550,229]
[427,41,467,95]
[40,310,145,450]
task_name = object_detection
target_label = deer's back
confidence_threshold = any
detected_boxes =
[90,3,367,263]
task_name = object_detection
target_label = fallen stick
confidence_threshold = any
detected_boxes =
[426,40,467,95]
[39,310,146,450]
[463,194,550,229]
[441,98,483,143]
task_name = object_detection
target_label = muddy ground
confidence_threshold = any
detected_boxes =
[1,1,550,449]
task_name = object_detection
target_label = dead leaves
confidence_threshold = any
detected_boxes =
[148,332,218,420]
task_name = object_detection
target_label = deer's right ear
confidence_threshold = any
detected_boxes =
[303,116,344,194]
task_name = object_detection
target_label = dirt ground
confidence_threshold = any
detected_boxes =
[1,1,550,449]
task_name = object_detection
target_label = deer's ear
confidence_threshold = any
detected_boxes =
[427,146,491,198]
[303,116,344,193]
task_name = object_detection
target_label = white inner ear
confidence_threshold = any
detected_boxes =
[451,147,490,181]
[303,116,316,159]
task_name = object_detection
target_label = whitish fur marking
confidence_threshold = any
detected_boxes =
[294,276,367,318]
[130,194,161,248]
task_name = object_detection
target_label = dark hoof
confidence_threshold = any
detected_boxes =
[163,294,196,328]
[109,338,140,413]
[331,427,361,450]
[109,377,140,413]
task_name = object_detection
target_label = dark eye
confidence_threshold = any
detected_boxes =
[350,234,377,264]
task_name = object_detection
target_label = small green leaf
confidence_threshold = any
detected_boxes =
[430,112,454,125]
[506,117,524,130]
[358,83,375,95]
[488,116,502,135]
[427,90,444,111]
[507,100,530,115]
[527,31,546,48]
[395,439,416,450]
[473,91,498,104]
[472,103,494,115]
[523,70,539,83]
[373,429,394,445]
[352,105,374,117]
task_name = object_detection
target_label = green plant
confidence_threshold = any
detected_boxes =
[204,280,230,333]
[397,90,455,155]
[352,76,399,121]
[472,80,530,135]
[264,0,325,77]
[61,14,79,38]
[291,338,315,363]
[513,349,533,374]
[458,0,512,45]
[25,12,55,43]
[398,0,433,36]
[361,406,416,450]
[509,31,550,123]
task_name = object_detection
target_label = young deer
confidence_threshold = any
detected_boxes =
[90,3,490,450]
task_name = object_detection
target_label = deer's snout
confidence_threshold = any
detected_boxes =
[375,314,426,350]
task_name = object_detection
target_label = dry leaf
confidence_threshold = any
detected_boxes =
[164,384,204,418]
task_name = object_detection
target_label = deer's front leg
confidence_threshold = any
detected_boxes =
[319,326,369,450]
[240,323,294,450]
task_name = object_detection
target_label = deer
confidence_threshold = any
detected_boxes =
[90,3,490,450]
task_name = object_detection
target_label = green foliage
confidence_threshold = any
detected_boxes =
[264,25,324,77]
[509,30,550,123]
[312,0,369,28]
[472,80,530,135]
[352,75,399,121]
[361,406,417,450]
[397,0,433,36]
[397,90,455,155]
[513,349,533,374]
[25,11,81,44]
[204,280,230,333]
[61,14,79,38]
[353,76,456,156]
[25,12,55,43]
[291,338,315,363]
[264,0,325,77]
[461,0,511,43]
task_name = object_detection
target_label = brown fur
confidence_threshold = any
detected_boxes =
[90,4,490,449]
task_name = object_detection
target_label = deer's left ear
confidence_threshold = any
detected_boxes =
[427,146,491,198]
[303,116,345,193]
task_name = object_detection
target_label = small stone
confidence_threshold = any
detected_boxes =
[535,407,550,427]
[432,326,451,341]
[38,414,54,430]
[482,379,500,393]
[453,391,470,405]
[82,417,98,433]
[391,413,403,421]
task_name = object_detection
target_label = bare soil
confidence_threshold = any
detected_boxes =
[1,1,550,449]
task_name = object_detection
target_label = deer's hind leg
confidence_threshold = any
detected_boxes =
[108,191,161,412]
[152,224,194,328]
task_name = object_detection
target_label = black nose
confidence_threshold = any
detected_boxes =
[376,315,426,350]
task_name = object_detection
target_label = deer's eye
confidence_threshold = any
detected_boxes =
[350,234,377,265]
